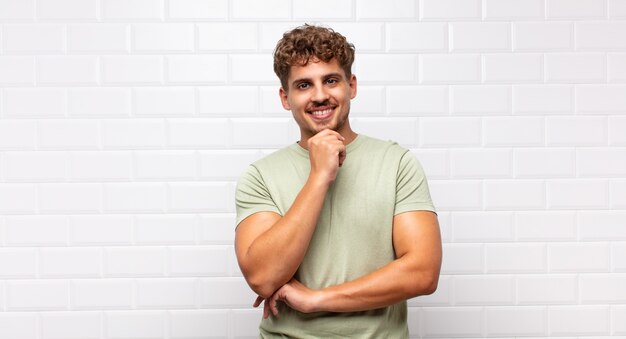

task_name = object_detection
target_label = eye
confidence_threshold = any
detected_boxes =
[297,82,310,90]
[325,78,338,84]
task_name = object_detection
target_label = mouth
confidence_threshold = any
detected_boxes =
[307,105,335,120]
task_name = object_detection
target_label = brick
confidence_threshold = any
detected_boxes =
[547,116,607,146]
[577,22,626,50]
[259,86,288,114]
[351,118,417,147]
[549,306,609,335]
[513,85,573,114]
[68,24,128,52]
[133,23,194,52]
[387,22,446,52]
[198,23,257,51]
[136,278,196,308]
[0,57,35,85]
[612,179,626,208]
[349,86,385,116]
[170,246,230,276]
[0,0,35,20]
[170,310,229,338]
[545,53,606,83]
[102,119,166,149]
[485,307,546,336]
[103,0,163,20]
[40,183,102,213]
[485,243,546,273]
[134,87,194,117]
[324,23,384,52]
[40,248,101,278]
[198,87,258,116]
[411,149,449,179]
[357,0,416,19]
[614,243,626,271]
[514,148,575,178]
[547,0,606,18]
[5,216,68,245]
[483,0,544,20]
[483,54,543,83]
[232,118,290,148]
[4,88,66,117]
[517,275,577,304]
[38,0,97,19]
[0,120,37,150]
[231,55,277,84]
[232,309,264,337]
[609,53,626,82]
[168,0,227,19]
[70,215,132,245]
[38,56,98,84]
[450,149,511,179]
[440,244,483,274]
[166,55,227,83]
[421,307,483,337]
[3,24,64,52]
[513,22,573,51]
[167,119,229,148]
[429,180,482,211]
[199,214,235,245]
[0,184,37,214]
[450,85,510,115]
[483,117,544,146]
[610,0,626,18]
[70,151,132,181]
[169,182,232,213]
[420,54,481,83]
[515,211,577,241]
[451,212,513,242]
[199,150,262,180]
[0,248,37,278]
[577,84,626,114]
[420,117,481,147]
[39,120,100,150]
[579,211,626,240]
[577,148,626,177]
[231,0,290,19]
[198,277,256,307]
[420,0,481,20]
[450,22,510,51]
[104,183,166,212]
[358,55,418,83]
[6,280,69,311]
[610,117,626,145]
[409,275,452,306]
[387,86,447,116]
[105,247,166,277]
[70,88,131,117]
[454,276,515,305]
[0,313,38,339]
[105,311,166,339]
[613,306,626,333]
[102,56,163,84]
[484,180,545,210]
[549,243,610,272]
[2,152,68,182]
[547,179,609,209]
[135,215,197,244]
[259,22,302,52]
[41,312,101,339]
[134,150,196,180]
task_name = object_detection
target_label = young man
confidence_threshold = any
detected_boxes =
[235,24,442,338]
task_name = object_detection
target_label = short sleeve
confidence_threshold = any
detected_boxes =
[394,151,436,215]
[235,165,281,227]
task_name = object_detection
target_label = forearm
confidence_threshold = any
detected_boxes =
[242,174,329,297]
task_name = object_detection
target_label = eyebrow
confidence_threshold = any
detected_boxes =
[290,72,344,88]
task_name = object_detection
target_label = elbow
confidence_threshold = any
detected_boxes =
[247,275,279,299]
[408,271,440,298]
[421,274,439,296]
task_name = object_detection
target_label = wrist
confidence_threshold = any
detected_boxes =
[311,288,333,313]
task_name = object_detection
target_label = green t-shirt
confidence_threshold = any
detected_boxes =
[236,134,435,338]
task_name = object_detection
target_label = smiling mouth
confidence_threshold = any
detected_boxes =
[307,106,335,120]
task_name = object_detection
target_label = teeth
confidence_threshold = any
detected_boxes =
[311,108,332,116]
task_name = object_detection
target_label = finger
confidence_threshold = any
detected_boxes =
[253,296,263,308]
[270,294,280,317]
[338,148,346,167]
[263,298,270,319]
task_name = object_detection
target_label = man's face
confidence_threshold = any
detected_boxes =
[279,58,357,141]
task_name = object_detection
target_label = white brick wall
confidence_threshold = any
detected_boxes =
[0,1,625,338]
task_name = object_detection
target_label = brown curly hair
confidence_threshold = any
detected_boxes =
[273,24,355,90]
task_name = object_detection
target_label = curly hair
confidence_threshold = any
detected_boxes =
[273,24,355,90]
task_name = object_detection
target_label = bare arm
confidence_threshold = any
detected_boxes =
[235,130,346,298]
[262,211,442,315]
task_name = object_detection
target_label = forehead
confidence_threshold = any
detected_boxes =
[287,58,346,82]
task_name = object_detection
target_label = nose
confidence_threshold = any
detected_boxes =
[311,84,329,103]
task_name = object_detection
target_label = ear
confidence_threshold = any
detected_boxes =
[349,74,357,100]
[279,87,290,110]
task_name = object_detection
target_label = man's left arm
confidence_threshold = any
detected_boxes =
[260,210,442,316]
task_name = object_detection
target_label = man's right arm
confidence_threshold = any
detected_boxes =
[235,130,345,299]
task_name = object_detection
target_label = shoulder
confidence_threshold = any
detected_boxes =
[356,134,411,160]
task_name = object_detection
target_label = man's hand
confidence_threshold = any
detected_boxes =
[307,129,346,184]
[253,279,321,319]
